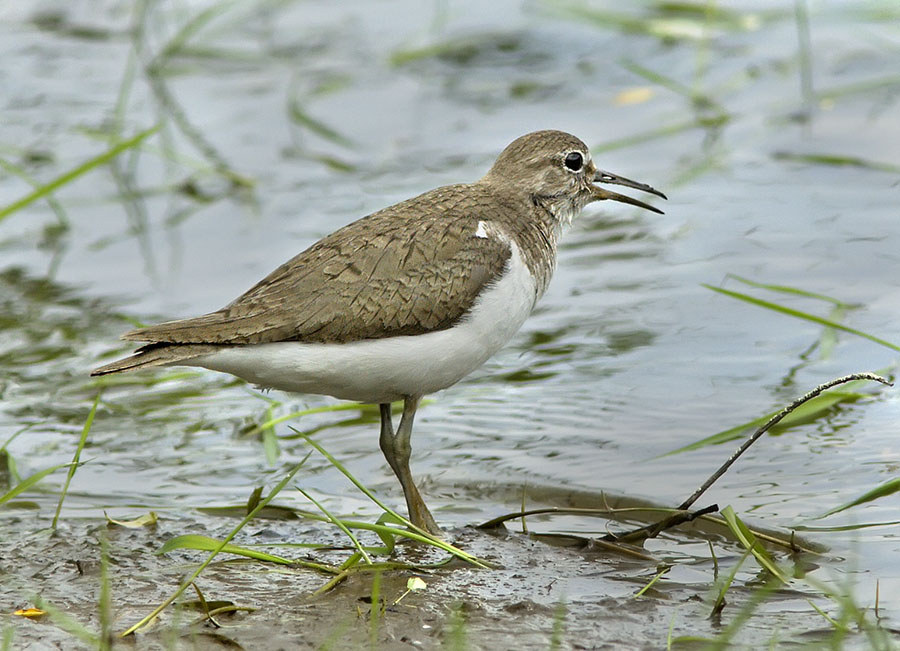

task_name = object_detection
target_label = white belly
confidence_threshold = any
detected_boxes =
[188,242,539,404]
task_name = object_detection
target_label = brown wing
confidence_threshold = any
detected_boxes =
[120,184,512,346]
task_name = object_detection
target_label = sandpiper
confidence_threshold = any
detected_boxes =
[92,130,666,536]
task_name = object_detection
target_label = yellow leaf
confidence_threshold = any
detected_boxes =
[614,87,654,106]
[105,511,158,528]
[407,577,427,591]
[13,608,46,618]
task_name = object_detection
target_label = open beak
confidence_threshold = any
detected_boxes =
[591,168,667,214]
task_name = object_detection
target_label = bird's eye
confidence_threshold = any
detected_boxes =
[564,151,584,172]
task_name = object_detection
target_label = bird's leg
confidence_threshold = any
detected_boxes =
[377,398,442,537]
[378,403,401,476]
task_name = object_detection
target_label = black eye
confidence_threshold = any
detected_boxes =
[564,151,584,172]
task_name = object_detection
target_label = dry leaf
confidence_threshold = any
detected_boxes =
[105,511,158,528]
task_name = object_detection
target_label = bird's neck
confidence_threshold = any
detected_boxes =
[499,194,563,298]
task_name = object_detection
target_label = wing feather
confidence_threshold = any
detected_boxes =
[120,184,512,346]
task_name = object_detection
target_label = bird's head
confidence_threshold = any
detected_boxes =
[485,130,667,225]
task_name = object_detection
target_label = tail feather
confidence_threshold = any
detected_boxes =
[91,343,220,376]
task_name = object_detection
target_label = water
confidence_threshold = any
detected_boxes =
[1,1,899,648]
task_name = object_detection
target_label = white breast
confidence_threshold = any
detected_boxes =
[189,240,539,404]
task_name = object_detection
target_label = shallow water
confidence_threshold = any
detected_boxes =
[2,1,899,648]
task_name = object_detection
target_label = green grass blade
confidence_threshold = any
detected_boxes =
[795,520,900,532]
[52,394,100,528]
[0,126,158,223]
[0,450,19,490]
[245,401,376,438]
[158,534,292,562]
[372,512,399,554]
[296,512,466,555]
[98,533,112,650]
[710,548,751,617]
[295,430,489,568]
[724,274,855,308]
[287,98,354,148]
[816,75,900,102]
[660,389,866,456]
[31,598,100,647]
[0,157,69,227]
[1,425,35,487]
[121,454,310,637]
[818,477,900,518]
[807,598,850,632]
[369,569,382,647]
[818,304,843,359]
[298,488,373,564]
[633,565,671,598]
[549,599,567,651]
[294,430,412,527]
[155,0,241,64]
[591,118,725,154]
[158,534,338,572]
[772,151,900,175]
[262,428,280,465]
[703,284,900,353]
[709,580,780,647]
[663,368,893,457]
[546,1,768,39]
[1,423,34,453]
[0,462,75,506]
[619,58,723,113]
[720,506,788,583]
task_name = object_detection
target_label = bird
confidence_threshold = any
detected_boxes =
[92,130,666,537]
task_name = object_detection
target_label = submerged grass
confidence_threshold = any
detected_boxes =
[295,430,490,568]
[549,599,567,650]
[720,506,787,584]
[0,462,76,508]
[52,393,100,528]
[633,565,671,599]
[665,276,900,475]
[30,597,102,648]
[121,454,310,636]
[703,282,900,354]
[131,0,252,189]
[723,274,858,308]
[0,127,158,224]
[143,425,486,616]
[818,477,900,519]
[772,151,900,175]
[243,400,383,439]
[369,569,382,649]
[158,534,336,572]
[299,487,374,565]
[662,380,882,455]
[591,116,728,154]
[805,576,897,649]
[667,276,899,457]
[0,157,69,227]
[709,548,751,619]
[662,368,892,455]
[98,533,112,651]
[544,0,779,40]
[618,58,728,117]
[287,95,355,149]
